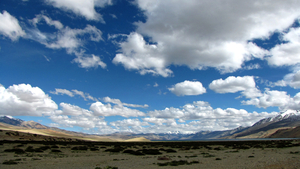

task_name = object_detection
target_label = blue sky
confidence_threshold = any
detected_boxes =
[1,0,300,134]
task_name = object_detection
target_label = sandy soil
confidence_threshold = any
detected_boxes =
[0,139,300,169]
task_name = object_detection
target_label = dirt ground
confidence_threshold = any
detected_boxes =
[0,139,300,169]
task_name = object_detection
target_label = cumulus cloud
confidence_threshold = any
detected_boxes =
[143,117,176,125]
[270,66,300,89]
[268,26,300,66]
[113,0,299,76]
[45,0,112,22]
[90,101,146,117]
[0,11,26,41]
[145,100,278,133]
[209,76,256,94]
[73,54,107,69]
[0,84,58,116]
[58,102,93,116]
[113,32,173,77]
[49,114,107,130]
[110,119,149,127]
[103,96,149,108]
[242,89,300,111]
[168,80,206,96]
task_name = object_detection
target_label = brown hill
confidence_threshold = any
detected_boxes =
[268,126,300,138]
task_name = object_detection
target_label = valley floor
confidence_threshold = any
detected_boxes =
[0,139,300,169]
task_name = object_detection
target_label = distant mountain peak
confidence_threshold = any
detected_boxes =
[253,109,300,127]
[0,115,24,126]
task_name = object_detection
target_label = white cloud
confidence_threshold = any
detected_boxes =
[143,117,175,125]
[168,80,206,96]
[244,63,261,70]
[45,0,112,22]
[110,119,149,127]
[146,100,278,133]
[44,25,103,50]
[59,102,93,116]
[271,66,300,89]
[26,20,106,69]
[50,114,107,130]
[113,32,173,77]
[268,27,300,66]
[73,53,106,69]
[90,101,146,117]
[50,88,98,101]
[242,89,300,111]
[0,84,58,116]
[0,11,26,41]
[103,96,149,108]
[72,89,98,101]
[209,76,256,94]
[31,14,63,29]
[113,0,299,76]
[50,88,74,97]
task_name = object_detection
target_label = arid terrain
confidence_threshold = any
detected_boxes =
[1,129,300,169]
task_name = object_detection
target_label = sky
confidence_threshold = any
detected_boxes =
[1,0,300,134]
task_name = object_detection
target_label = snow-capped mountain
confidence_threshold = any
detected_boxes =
[166,131,191,135]
[252,110,300,127]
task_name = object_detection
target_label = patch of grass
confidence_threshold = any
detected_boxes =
[157,160,197,166]
[3,160,18,165]
[140,149,162,155]
[214,147,221,151]
[51,149,62,153]
[105,148,124,153]
[90,147,99,151]
[165,149,177,153]
[185,155,197,158]
[157,156,171,160]
[71,146,88,151]
[4,148,25,154]
[123,149,145,155]
[225,150,239,153]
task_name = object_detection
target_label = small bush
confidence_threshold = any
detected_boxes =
[71,146,88,151]
[123,149,144,155]
[157,156,171,160]
[3,160,18,165]
[90,147,99,151]
[165,149,177,153]
[51,149,62,153]
[4,148,25,154]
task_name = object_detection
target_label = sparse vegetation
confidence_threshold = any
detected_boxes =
[157,160,198,166]
[3,160,18,165]
[0,139,300,168]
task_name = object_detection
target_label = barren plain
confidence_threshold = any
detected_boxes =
[0,129,300,169]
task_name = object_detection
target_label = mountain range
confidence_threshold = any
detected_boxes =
[1,110,300,141]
